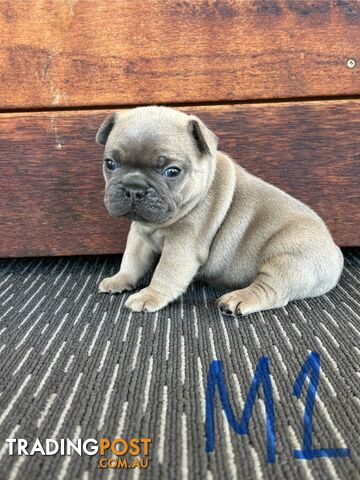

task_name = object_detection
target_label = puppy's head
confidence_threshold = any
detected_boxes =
[96,106,218,225]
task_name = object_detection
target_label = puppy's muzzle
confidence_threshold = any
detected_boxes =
[122,178,148,204]
[104,172,177,223]
[107,176,151,206]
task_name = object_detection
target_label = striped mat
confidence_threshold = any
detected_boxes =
[0,250,359,479]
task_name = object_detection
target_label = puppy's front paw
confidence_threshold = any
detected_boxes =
[125,287,170,312]
[99,273,134,294]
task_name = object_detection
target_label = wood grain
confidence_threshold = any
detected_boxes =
[0,0,358,109]
[0,100,358,257]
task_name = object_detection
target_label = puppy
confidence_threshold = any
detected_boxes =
[96,106,343,315]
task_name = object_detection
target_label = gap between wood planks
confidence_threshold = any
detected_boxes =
[0,94,359,115]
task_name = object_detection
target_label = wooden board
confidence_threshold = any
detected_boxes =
[0,100,358,257]
[0,0,358,109]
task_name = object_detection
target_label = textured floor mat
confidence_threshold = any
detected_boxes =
[0,250,359,479]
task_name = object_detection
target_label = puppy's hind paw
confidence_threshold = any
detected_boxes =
[218,302,236,316]
[217,285,283,316]
[217,289,259,316]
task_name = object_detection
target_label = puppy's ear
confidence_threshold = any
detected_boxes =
[96,113,117,145]
[188,116,218,157]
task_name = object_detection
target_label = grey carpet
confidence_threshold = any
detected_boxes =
[0,250,359,480]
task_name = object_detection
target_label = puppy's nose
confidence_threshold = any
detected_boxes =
[123,181,147,202]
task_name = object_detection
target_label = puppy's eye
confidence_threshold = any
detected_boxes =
[163,166,181,177]
[104,158,116,171]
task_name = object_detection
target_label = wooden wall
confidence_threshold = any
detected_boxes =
[0,0,359,257]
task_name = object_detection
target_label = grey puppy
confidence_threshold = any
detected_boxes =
[96,106,343,315]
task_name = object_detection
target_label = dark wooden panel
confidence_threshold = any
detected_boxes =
[0,0,359,109]
[0,100,358,257]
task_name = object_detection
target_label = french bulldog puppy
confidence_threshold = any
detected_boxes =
[96,106,343,315]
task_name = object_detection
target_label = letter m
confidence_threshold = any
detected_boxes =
[205,358,276,463]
